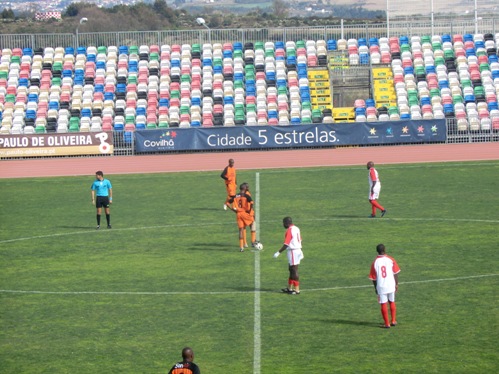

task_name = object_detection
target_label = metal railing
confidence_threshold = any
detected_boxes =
[0,18,497,50]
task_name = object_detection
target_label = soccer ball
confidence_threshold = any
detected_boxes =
[253,241,264,251]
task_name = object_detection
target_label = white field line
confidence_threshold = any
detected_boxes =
[259,161,499,174]
[1,274,497,296]
[253,172,261,374]
[1,217,498,245]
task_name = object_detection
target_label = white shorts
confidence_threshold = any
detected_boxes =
[378,292,395,304]
[369,185,381,200]
[287,248,304,266]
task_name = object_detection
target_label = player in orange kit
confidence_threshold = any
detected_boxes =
[221,158,237,210]
[227,183,254,252]
[240,182,258,248]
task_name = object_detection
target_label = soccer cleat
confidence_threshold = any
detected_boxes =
[244,243,249,248]
[381,324,391,329]
[240,248,244,252]
[369,214,376,218]
[381,210,387,217]
[96,225,100,230]
[107,225,112,229]
[281,288,292,293]
[224,204,227,210]
[288,290,300,295]
[391,321,397,326]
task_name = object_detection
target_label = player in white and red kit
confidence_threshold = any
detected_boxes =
[273,217,303,295]
[369,244,401,328]
[367,161,387,218]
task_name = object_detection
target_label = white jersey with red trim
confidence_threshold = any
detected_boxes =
[368,167,381,187]
[368,167,381,200]
[284,225,302,250]
[369,255,401,295]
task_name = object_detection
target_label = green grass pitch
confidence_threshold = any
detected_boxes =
[1,161,498,373]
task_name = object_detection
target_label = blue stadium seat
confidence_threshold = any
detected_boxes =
[327,39,337,51]
[81,108,92,118]
[28,94,38,102]
[441,34,452,43]
[463,34,474,42]
[26,110,36,119]
[119,45,129,55]
[358,38,367,47]
[104,92,115,101]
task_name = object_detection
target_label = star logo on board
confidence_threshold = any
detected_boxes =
[386,127,393,135]
[160,131,177,139]
[431,125,438,132]
[418,125,425,133]
[370,128,376,135]
[402,126,409,134]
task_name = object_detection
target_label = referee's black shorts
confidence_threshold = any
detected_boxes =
[95,196,110,208]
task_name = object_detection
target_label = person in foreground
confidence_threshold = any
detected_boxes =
[273,217,303,295]
[367,161,387,218]
[90,170,112,229]
[168,347,200,374]
[369,244,401,328]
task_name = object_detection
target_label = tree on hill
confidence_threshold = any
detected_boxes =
[64,3,79,17]
[1,8,15,19]
[273,0,289,19]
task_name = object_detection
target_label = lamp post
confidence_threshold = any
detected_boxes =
[76,17,88,47]
[474,0,478,35]
[431,0,434,36]
[196,17,211,45]
[386,0,390,38]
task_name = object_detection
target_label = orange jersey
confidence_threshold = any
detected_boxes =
[245,190,255,217]
[231,193,253,213]
[230,193,254,228]
[221,165,236,185]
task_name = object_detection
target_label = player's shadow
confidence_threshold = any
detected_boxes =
[230,286,276,293]
[189,242,235,251]
[317,318,379,328]
[58,225,97,230]
[190,208,221,212]
[329,214,367,218]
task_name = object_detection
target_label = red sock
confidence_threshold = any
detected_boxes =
[370,201,377,215]
[389,301,397,324]
[380,303,390,326]
[288,278,293,288]
[371,199,384,212]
